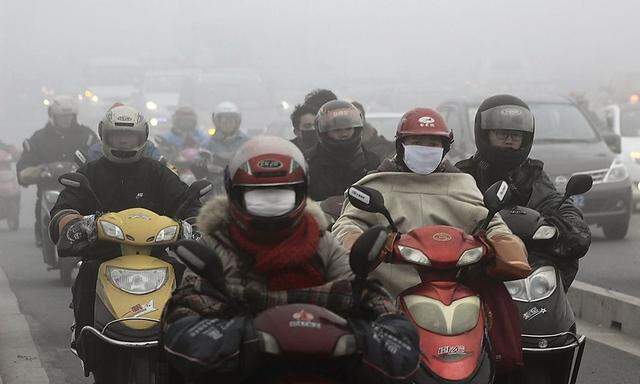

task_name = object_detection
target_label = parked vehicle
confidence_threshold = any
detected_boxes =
[438,96,632,239]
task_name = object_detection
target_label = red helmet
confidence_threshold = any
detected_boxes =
[396,108,453,148]
[224,136,308,233]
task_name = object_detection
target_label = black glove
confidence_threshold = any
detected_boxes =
[57,216,97,256]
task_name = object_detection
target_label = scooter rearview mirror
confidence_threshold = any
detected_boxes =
[563,174,593,201]
[483,180,511,213]
[73,150,87,168]
[347,185,385,213]
[58,172,89,190]
[349,225,388,278]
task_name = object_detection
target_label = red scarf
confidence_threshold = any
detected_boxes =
[228,213,324,291]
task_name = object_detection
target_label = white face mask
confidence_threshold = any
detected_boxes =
[244,188,297,217]
[403,145,444,175]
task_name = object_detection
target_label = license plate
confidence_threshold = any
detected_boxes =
[573,195,585,208]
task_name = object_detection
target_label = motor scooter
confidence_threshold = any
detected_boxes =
[501,174,592,384]
[57,172,212,383]
[344,181,513,383]
[0,148,20,231]
[39,160,79,285]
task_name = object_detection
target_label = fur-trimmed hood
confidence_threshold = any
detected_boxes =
[197,195,329,237]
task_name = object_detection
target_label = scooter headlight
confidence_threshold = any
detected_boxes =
[505,266,557,302]
[398,245,431,266]
[532,225,557,240]
[107,267,168,295]
[529,266,557,301]
[457,246,484,266]
[504,280,528,301]
[100,221,124,240]
[155,225,178,242]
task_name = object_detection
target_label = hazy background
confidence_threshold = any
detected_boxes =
[1,0,638,141]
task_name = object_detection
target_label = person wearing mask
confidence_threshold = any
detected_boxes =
[289,103,318,151]
[17,95,98,246]
[306,100,380,202]
[332,107,531,377]
[48,105,201,380]
[161,136,420,384]
[352,100,395,160]
[456,94,591,289]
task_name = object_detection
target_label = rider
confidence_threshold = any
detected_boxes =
[306,100,380,201]
[161,136,420,384]
[86,102,162,162]
[332,108,531,375]
[48,105,202,378]
[157,106,207,152]
[17,95,97,246]
[456,94,591,288]
[303,88,338,114]
[289,103,317,151]
[206,101,249,159]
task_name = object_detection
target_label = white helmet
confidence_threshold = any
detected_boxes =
[98,105,148,164]
[48,95,79,122]
[212,101,241,122]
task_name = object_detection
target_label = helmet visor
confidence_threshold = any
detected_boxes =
[480,105,534,133]
[317,107,363,133]
[104,129,146,150]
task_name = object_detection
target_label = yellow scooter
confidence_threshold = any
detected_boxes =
[58,172,211,383]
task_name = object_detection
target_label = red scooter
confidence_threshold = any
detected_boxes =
[170,241,362,384]
[345,181,513,383]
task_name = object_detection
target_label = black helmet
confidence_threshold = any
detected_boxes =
[474,94,535,172]
[315,99,364,155]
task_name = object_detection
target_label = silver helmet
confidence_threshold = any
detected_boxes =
[98,105,148,164]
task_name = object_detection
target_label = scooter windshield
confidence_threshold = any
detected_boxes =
[403,295,481,335]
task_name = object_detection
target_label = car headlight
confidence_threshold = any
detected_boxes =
[397,245,431,266]
[146,101,158,111]
[155,225,178,242]
[457,246,484,266]
[532,225,557,240]
[603,158,629,183]
[44,190,60,205]
[505,266,557,302]
[149,118,159,127]
[100,221,124,240]
[107,267,167,295]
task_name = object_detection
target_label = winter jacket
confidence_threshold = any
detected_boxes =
[159,129,208,150]
[17,123,97,188]
[456,155,591,288]
[332,170,514,297]
[51,156,201,220]
[306,144,380,201]
[205,130,249,162]
[161,196,420,384]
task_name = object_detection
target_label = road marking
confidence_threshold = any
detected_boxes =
[577,319,640,358]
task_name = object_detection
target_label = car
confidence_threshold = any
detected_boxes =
[601,102,640,211]
[438,95,632,239]
[365,112,403,141]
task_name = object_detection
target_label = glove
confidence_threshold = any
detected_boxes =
[57,215,97,256]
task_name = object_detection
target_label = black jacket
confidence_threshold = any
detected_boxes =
[456,155,591,288]
[306,144,380,201]
[17,122,97,188]
[51,157,201,220]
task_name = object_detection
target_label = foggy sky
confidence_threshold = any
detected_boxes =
[1,0,639,137]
